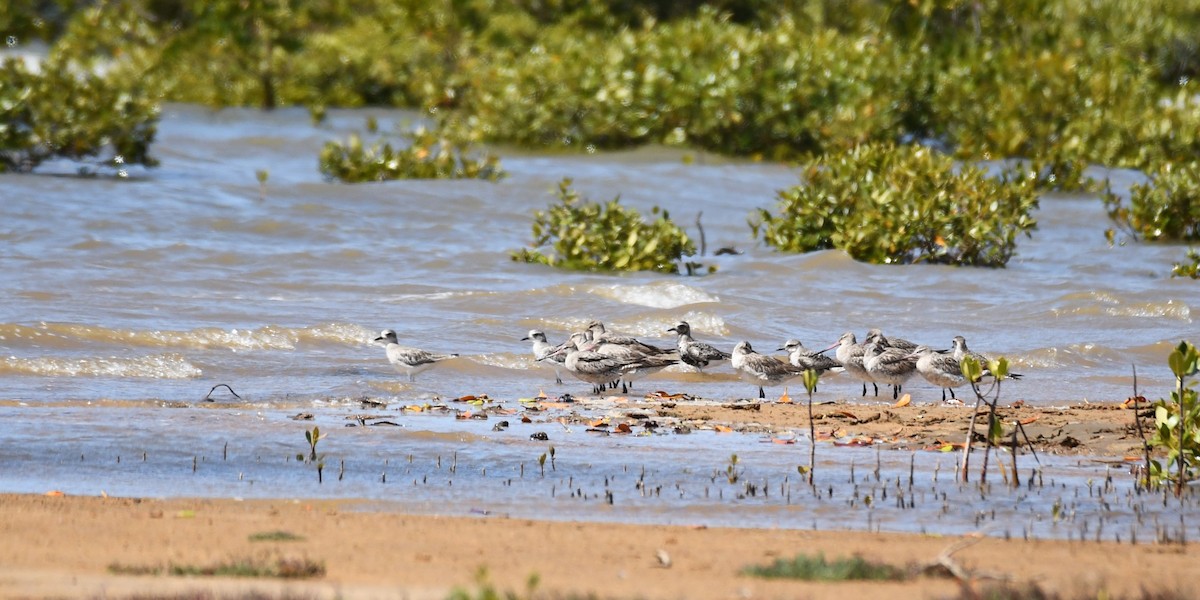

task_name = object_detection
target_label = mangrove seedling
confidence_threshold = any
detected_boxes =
[1148,340,1200,497]
[802,368,819,486]
[725,454,741,484]
[297,426,326,483]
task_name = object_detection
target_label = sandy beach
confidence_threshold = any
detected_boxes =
[1,399,1190,600]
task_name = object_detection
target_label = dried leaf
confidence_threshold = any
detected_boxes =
[835,410,859,420]
[589,418,608,427]
[455,411,473,420]
[614,423,633,434]
[714,424,733,433]
[45,490,65,497]
[771,438,796,445]
[1019,416,1039,425]
[893,395,911,408]
[521,414,533,423]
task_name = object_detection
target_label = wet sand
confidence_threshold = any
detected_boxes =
[0,398,1184,600]
[0,490,1193,600]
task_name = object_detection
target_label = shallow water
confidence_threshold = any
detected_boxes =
[0,105,1196,539]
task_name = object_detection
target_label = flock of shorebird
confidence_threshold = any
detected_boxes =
[373,321,1021,402]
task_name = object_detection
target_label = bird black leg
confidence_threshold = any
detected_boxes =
[892,385,900,400]
[861,383,867,397]
[942,388,947,402]
[758,386,765,399]
[872,383,879,396]
[621,381,628,394]
[949,387,957,400]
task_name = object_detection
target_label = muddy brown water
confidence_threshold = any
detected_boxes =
[0,105,1195,540]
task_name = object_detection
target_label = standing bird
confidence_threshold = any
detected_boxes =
[731,341,808,399]
[668,321,730,371]
[586,320,674,357]
[866,328,918,353]
[549,332,676,394]
[522,329,564,384]
[825,331,879,397]
[862,339,918,400]
[951,335,1023,380]
[908,345,966,401]
[373,329,458,382]
[779,339,842,372]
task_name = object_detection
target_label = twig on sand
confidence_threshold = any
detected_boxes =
[1129,364,1154,489]
[920,535,1010,583]
[203,384,242,402]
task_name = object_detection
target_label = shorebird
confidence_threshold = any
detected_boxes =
[586,320,674,357]
[908,345,966,401]
[522,329,564,384]
[549,332,676,394]
[731,340,808,399]
[865,328,918,353]
[862,339,918,400]
[951,335,1023,380]
[825,331,879,397]
[667,321,730,371]
[779,339,842,372]
[373,329,458,382]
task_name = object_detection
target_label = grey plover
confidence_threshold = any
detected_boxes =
[373,329,458,382]
[522,329,564,384]
[587,320,674,357]
[731,340,807,399]
[668,321,730,371]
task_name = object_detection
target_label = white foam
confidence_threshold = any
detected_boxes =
[0,353,202,378]
[589,282,719,309]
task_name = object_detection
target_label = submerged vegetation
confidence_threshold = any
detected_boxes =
[753,143,1039,266]
[319,121,506,183]
[512,178,706,275]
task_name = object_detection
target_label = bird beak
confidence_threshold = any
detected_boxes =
[373,336,385,342]
[666,327,677,333]
[520,336,530,341]
[775,346,787,352]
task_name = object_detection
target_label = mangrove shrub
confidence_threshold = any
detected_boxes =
[752,143,1039,267]
[512,178,706,275]
[1104,161,1200,242]
[0,56,158,173]
[1173,250,1200,280]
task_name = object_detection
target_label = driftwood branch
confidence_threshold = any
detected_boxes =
[920,535,1010,583]
[203,384,242,402]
